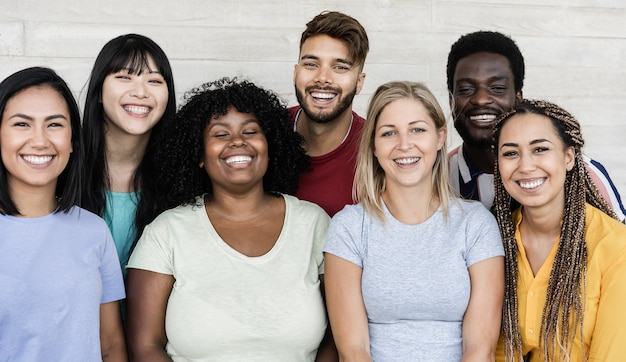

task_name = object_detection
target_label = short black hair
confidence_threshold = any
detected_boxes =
[0,67,82,215]
[447,31,525,93]
[154,77,309,210]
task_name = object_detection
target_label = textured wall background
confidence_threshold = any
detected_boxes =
[1,0,624,195]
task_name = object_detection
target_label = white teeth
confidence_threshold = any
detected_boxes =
[395,157,420,165]
[23,155,53,165]
[519,179,544,189]
[311,92,335,99]
[226,156,252,164]
[124,105,151,114]
[469,114,496,122]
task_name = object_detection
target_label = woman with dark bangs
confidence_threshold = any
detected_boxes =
[81,33,176,276]
[126,78,332,361]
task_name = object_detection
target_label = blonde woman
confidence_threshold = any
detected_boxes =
[324,81,504,361]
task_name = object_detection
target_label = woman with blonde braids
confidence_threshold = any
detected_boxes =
[492,99,626,362]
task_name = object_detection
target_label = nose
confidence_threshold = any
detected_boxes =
[470,86,493,107]
[518,151,536,173]
[396,132,412,151]
[228,133,248,148]
[30,125,50,148]
[130,79,148,98]
[314,66,333,85]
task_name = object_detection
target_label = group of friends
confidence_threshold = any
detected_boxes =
[0,9,625,362]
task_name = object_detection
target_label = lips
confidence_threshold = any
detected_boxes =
[123,105,151,115]
[225,155,252,165]
[469,114,497,123]
[310,92,336,100]
[394,157,420,165]
[22,155,54,165]
[518,178,545,189]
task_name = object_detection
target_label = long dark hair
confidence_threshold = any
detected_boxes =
[0,67,82,215]
[81,33,176,241]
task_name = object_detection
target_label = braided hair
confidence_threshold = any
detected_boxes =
[492,99,618,361]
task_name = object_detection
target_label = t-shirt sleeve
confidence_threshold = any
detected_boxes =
[126,217,174,276]
[464,204,504,267]
[323,205,366,268]
[100,226,126,303]
[311,209,331,275]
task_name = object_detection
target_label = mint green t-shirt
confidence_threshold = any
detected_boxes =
[103,190,139,277]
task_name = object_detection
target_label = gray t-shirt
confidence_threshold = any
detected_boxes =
[323,199,504,361]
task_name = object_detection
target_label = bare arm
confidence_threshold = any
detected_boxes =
[316,275,339,362]
[461,256,504,362]
[324,253,372,362]
[126,268,175,362]
[100,301,128,361]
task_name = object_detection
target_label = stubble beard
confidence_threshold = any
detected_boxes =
[295,85,357,124]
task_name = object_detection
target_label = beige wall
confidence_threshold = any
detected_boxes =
[1,0,624,195]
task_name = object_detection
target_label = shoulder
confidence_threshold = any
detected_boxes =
[283,194,329,220]
[331,203,366,224]
[66,206,109,229]
[287,106,300,126]
[352,111,366,126]
[448,144,461,158]
[585,204,626,258]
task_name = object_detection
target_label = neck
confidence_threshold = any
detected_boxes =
[520,204,563,238]
[206,185,271,222]
[463,143,495,174]
[11,185,59,218]
[105,131,150,192]
[296,107,353,157]
[382,182,440,225]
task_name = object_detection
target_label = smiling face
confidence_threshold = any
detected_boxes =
[497,113,575,213]
[101,55,169,138]
[452,52,522,149]
[293,34,365,124]
[200,108,268,194]
[374,98,446,191]
[0,85,72,196]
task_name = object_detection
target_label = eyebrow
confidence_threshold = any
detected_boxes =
[377,120,426,129]
[208,118,260,129]
[500,138,553,149]
[9,113,68,121]
[456,75,510,85]
[300,54,354,66]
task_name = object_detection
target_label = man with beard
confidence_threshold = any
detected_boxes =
[290,11,368,216]
[447,31,625,221]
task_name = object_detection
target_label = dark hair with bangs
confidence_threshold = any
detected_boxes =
[81,33,176,241]
[0,67,83,215]
[154,77,309,210]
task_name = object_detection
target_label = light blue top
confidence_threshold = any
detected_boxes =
[103,190,139,277]
[0,206,125,360]
[324,199,504,361]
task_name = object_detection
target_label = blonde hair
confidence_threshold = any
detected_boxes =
[492,99,618,362]
[355,81,453,222]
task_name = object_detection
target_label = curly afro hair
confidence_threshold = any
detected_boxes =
[446,30,525,94]
[154,77,309,210]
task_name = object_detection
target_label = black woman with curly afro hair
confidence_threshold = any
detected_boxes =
[492,99,626,362]
[126,77,334,361]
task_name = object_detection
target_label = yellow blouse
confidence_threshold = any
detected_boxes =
[496,204,626,361]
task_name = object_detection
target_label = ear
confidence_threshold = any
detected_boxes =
[293,64,298,84]
[515,90,523,104]
[199,160,204,168]
[355,72,366,95]
[565,146,575,171]
[437,127,448,151]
